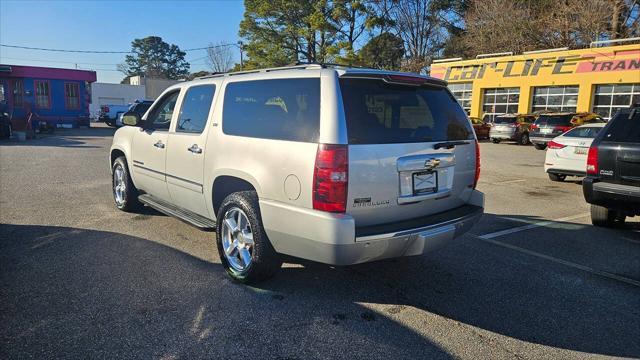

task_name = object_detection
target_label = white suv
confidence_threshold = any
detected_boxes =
[110,64,484,283]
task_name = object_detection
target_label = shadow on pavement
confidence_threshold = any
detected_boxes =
[1,223,638,358]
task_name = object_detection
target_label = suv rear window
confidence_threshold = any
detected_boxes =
[494,116,517,124]
[602,109,640,143]
[222,78,320,142]
[535,114,573,126]
[339,78,473,144]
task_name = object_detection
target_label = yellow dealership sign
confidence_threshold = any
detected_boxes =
[429,44,640,119]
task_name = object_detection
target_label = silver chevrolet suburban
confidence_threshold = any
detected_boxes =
[110,64,484,283]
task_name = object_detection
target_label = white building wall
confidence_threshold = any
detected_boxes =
[89,82,146,119]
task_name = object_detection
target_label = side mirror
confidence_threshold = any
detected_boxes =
[121,111,140,127]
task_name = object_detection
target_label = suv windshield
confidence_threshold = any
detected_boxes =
[535,114,573,126]
[494,116,517,124]
[339,78,473,144]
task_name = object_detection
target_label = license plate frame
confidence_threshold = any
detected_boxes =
[540,128,553,134]
[574,147,588,155]
[412,171,438,195]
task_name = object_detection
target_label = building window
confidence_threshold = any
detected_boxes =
[64,82,80,109]
[532,85,578,113]
[592,83,640,120]
[13,79,24,107]
[35,80,51,108]
[482,87,520,122]
[448,82,473,114]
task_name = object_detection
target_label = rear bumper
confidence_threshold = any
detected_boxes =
[530,134,559,144]
[490,129,517,140]
[583,177,640,213]
[260,190,484,265]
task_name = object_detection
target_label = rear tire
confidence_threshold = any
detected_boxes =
[519,132,530,145]
[216,191,282,284]
[548,173,566,182]
[492,138,501,144]
[112,156,141,212]
[590,204,616,227]
[534,143,547,150]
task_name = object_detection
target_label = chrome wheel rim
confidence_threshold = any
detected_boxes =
[221,207,254,272]
[113,165,126,206]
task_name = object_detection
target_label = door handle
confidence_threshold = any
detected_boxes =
[188,144,202,154]
[154,141,165,149]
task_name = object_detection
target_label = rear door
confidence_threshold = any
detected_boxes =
[597,109,640,186]
[339,77,476,227]
[165,84,217,217]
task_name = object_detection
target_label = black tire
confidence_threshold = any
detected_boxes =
[519,132,530,145]
[548,173,566,182]
[492,138,501,144]
[534,143,547,150]
[111,156,141,212]
[590,204,617,227]
[216,191,282,284]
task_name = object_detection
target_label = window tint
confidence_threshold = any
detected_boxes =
[603,110,640,143]
[131,102,152,116]
[147,91,179,130]
[177,85,215,133]
[222,79,320,142]
[534,114,573,126]
[494,116,517,124]
[340,79,473,144]
[563,126,602,138]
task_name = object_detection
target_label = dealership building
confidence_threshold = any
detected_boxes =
[430,40,640,121]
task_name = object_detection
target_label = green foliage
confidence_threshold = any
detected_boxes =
[358,32,404,70]
[119,36,190,80]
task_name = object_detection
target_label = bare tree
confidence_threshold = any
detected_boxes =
[206,42,235,73]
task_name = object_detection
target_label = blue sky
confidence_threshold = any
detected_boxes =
[0,0,245,83]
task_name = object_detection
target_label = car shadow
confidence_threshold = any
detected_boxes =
[1,222,638,358]
[0,128,115,148]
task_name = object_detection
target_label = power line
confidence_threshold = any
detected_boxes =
[0,56,120,66]
[1,42,238,54]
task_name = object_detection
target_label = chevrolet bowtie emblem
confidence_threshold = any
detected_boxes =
[424,158,441,170]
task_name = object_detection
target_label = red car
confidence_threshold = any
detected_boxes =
[470,117,490,140]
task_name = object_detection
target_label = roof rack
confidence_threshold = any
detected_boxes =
[196,63,324,80]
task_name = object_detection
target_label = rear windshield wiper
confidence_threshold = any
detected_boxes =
[433,141,470,149]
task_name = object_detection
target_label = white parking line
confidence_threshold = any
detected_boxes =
[479,213,590,240]
[474,235,640,288]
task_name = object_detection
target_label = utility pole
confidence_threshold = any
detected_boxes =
[238,41,244,71]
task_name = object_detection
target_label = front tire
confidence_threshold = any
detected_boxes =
[548,173,566,182]
[112,156,141,212]
[590,204,617,227]
[534,143,547,150]
[216,191,282,284]
[492,138,501,144]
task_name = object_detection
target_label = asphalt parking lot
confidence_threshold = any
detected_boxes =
[1,127,639,359]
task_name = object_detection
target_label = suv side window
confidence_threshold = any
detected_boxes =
[222,78,320,142]
[603,110,640,143]
[176,85,216,133]
[146,91,180,130]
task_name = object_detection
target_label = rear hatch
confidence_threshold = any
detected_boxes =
[532,114,573,138]
[596,109,640,186]
[490,115,518,135]
[339,76,476,228]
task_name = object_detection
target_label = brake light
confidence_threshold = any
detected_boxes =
[547,140,566,149]
[586,146,598,175]
[384,74,427,86]
[313,144,348,212]
[554,125,572,133]
[530,124,538,131]
[474,140,481,189]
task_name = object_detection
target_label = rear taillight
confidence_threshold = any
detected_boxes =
[554,125,571,133]
[313,144,348,213]
[586,146,598,175]
[530,124,538,131]
[547,140,566,149]
[474,140,481,189]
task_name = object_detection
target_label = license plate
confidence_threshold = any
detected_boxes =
[540,128,552,134]
[413,171,437,195]
[574,147,588,155]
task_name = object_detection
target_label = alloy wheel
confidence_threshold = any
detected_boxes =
[221,207,254,272]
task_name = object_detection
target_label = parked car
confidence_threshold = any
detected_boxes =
[109,64,484,283]
[544,123,606,181]
[99,104,130,127]
[470,117,490,140]
[530,112,604,150]
[115,100,153,127]
[583,105,639,227]
[489,114,535,145]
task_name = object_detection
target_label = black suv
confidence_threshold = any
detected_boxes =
[583,106,640,227]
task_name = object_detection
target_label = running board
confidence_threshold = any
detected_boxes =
[138,194,216,231]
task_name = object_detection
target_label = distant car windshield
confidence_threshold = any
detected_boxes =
[535,114,573,126]
[494,116,517,124]
[563,126,603,138]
